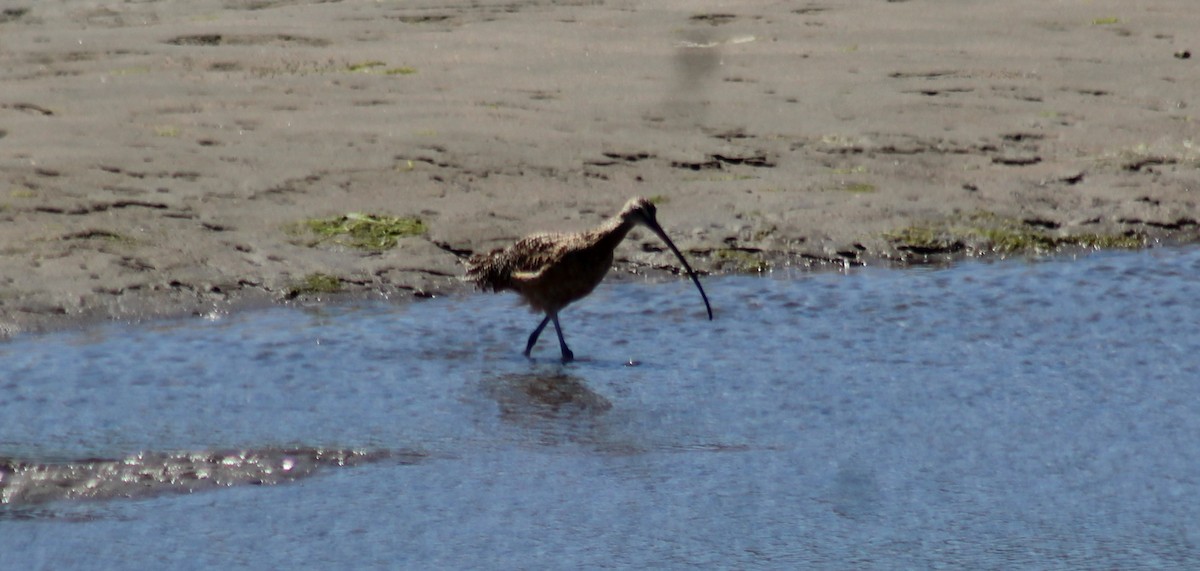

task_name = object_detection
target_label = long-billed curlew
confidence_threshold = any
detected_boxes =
[466,196,712,361]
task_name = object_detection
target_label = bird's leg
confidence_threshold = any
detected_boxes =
[524,314,552,358]
[550,313,574,362]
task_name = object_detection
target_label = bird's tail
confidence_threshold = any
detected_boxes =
[464,250,509,293]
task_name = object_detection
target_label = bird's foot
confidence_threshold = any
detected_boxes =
[560,349,575,363]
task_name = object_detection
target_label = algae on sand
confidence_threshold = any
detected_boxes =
[285,272,342,298]
[298,213,427,251]
[713,248,771,273]
[886,211,1147,257]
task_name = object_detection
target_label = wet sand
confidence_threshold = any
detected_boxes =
[0,447,408,509]
[1,0,1197,335]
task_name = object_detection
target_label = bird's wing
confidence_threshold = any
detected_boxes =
[507,234,567,281]
[466,233,565,291]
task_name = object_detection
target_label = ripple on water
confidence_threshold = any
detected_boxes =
[1,248,1199,568]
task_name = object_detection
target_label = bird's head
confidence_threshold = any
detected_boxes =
[620,196,659,228]
[617,195,713,320]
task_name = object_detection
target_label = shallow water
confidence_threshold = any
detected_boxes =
[3,247,1200,568]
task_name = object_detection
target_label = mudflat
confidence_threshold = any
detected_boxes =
[1,0,1196,335]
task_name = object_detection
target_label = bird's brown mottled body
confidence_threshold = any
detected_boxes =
[468,217,631,315]
[466,197,712,361]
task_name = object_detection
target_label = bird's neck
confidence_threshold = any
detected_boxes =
[590,215,636,252]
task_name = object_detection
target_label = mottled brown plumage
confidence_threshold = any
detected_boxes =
[466,196,712,361]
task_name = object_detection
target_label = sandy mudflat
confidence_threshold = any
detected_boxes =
[0,0,1196,335]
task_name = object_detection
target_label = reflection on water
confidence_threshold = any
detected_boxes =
[2,247,1200,568]
[486,371,613,418]
[483,371,613,450]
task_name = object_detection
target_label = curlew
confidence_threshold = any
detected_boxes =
[466,196,713,361]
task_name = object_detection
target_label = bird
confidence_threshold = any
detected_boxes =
[466,196,713,361]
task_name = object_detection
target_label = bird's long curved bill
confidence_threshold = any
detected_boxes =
[646,221,714,320]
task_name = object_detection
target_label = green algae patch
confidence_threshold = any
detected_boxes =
[346,61,417,75]
[713,248,771,273]
[286,272,342,298]
[887,212,1146,257]
[1062,232,1147,250]
[153,125,182,137]
[346,61,386,72]
[837,182,877,193]
[885,224,960,255]
[973,224,1061,254]
[298,213,427,251]
[250,59,417,78]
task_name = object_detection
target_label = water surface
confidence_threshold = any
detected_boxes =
[2,248,1199,568]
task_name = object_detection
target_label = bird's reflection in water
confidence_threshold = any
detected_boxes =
[482,371,613,448]
[487,371,612,418]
